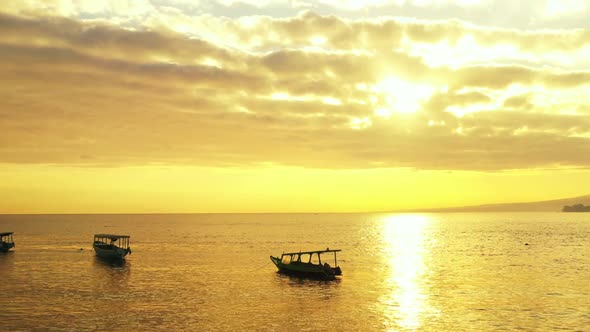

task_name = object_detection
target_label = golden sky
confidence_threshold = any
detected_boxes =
[1,0,590,213]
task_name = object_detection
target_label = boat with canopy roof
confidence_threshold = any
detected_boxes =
[0,232,15,252]
[270,248,342,280]
[93,234,131,259]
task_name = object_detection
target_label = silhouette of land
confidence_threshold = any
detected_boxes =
[399,194,590,212]
[562,204,590,212]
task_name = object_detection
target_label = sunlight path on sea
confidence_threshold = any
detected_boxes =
[379,214,439,331]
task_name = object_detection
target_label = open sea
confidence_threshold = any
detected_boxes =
[0,212,589,331]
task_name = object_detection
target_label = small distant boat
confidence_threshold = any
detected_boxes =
[0,232,15,252]
[93,234,131,259]
[270,248,342,280]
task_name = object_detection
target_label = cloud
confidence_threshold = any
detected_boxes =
[1,9,590,171]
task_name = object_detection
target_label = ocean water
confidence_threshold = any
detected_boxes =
[0,212,589,331]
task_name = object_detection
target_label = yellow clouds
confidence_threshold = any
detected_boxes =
[1,5,590,172]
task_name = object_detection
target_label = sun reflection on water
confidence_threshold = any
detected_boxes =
[380,214,436,331]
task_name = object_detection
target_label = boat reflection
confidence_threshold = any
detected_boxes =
[0,249,15,280]
[380,214,437,331]
[273,270,342,286]
[92,256,131,289]
[89,256,132,326]
[94,256,128,268]
[93,255,131,279]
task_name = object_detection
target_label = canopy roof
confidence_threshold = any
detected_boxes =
[282,249,341,255]
[94,234,130,240]
[0,232,13,236]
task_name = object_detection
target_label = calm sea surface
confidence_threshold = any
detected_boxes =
[0,213,589,331]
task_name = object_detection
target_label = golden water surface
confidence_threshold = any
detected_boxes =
[0,213,589,331]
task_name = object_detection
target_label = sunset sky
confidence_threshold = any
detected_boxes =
[1,0,590,213]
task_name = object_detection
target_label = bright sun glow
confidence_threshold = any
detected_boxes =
[310,35,327,45]
[375,77,435,115]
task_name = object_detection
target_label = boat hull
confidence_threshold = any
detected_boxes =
[0,242,14,252]
[93,245,130,259]
[270,256,339,280]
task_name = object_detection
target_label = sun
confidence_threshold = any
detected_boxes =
[374,77,435,116]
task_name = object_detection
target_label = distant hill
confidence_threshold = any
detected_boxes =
[401,194,590,212]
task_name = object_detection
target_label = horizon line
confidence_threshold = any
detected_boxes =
[2,193,588,215]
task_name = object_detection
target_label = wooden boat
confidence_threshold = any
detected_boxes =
[270,248,342,280]
[0,232,15,252]
[93,234,131,259]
